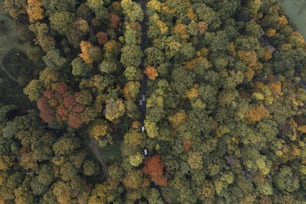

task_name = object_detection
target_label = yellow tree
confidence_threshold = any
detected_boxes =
[26,0,44,23]
[79,41,94,64]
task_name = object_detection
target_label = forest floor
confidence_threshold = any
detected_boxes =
[0,7,33,108]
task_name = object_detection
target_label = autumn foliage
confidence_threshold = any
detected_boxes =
[237,50,258,68]
[123,81,140,100]
[37,96,55,123]
[4,0,306,202]
[142,154,167,186]
[109,12,121,29]
[89,120,108,139]
[185,87,198,99]
[144,65,158,80]
[26,0,44,23]
[37,82,95,128]
[266,28,276,37]
[247,104,270,122]
[79,41,94,64]
[182,139,192,152]
[96,32,108,45]
[197,21,208,34]
[169,110,187,127]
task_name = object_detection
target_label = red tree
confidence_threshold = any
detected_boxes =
[142,154,168,186]
[96,32,108,45]
[109,13,120,29]
[36,82,92,128]
[37,96,56,123]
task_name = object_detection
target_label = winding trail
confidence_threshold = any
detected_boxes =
[0,61,19,83]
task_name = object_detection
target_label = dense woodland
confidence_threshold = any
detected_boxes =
[0,0,306,203]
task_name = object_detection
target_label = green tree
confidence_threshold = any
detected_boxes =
[193,2,221,29]
[2,0,27,19]
[28,22,56,52]
[42,0,76,14]
[23,80,44,101]
[205,31,229,52]
[273,166,300,193]
[43,49,67,70]
[171,65,194,95]
[120,45,143,67]
[121,0,144,22]
[99,59,118,74]
[86,0,107,20]
[52,133,81,156]
[49,11,75,35]
[71,57,93,77]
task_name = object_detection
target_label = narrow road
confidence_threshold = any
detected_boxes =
[136,0,149,132]
[134,1,168,203]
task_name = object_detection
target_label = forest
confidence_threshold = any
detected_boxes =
[0,0,306,203]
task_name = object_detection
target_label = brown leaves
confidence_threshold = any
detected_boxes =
[26,0,44,23]
[142,154,167,186]
[144,65,158,80]
[79,41,93,64]
[247,105,270,122]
